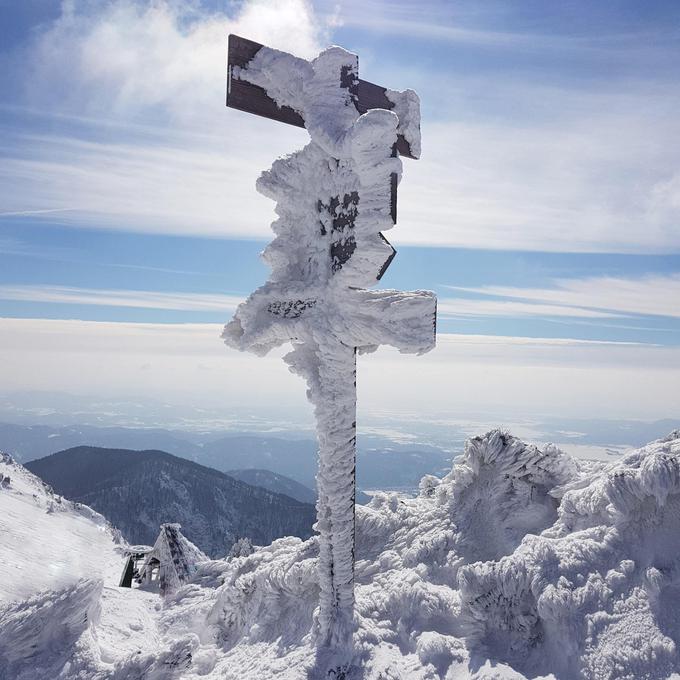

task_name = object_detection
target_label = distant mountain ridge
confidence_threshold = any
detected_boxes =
[226,468,317,504]
[1,422,453,491]
[0,422,203,463]
[26,446,316,558]
[193,434,451,491]
[226,468,372,505]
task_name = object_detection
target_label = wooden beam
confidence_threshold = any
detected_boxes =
[227,35,305,128]
[119,555,135,588]
[357,81,414,158]
[227,34,417,159]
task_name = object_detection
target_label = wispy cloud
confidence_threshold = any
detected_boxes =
[437,298,620,320]
[323,0,680,53]
[0,208,78,217]
[0,283,637,323]
[0,285,242,312]
[445,273,680,319]
[107,263,211,277]
[394,108,680,253]
[337,15,660,53]
[0,238,31,256]
[0,236,78,260]
[3,106,680,251]
[1,0,679,253]
[0,127,297,237]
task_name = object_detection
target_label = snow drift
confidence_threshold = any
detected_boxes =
[0,451,124,603]
[0,452,161,679]
[3,431,680,679]
[0,579,103,680]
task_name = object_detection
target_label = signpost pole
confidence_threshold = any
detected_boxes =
[313,342,357,647]
[222,35,437,667]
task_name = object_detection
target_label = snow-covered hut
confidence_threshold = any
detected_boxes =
[119,545,153,588]
[137,523,207,595]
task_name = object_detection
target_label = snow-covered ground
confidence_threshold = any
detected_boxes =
[3,431,680,679]
[0,452,160,678]
[0,452,124,602]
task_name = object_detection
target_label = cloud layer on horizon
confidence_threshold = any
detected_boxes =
[1,316,678,421]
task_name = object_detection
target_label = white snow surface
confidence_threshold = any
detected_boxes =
[0,452,161,679]
[3,431,680,678]
[0,451,124,603]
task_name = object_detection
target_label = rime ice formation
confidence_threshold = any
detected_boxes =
[459,430,680,680]
[3,432,680,678]
[223,42,436,651]
[385,88,422,159]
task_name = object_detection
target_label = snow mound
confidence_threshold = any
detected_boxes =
[0,454,165,677]
[0,579,102,680]
[436,431,578,565]
[4,432,680,679]
[459,430,680,680]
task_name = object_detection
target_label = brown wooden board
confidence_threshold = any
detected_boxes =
[390,173,398,224]
[227,34,417,159]
[227,35,305,128]
[376,233,396,281]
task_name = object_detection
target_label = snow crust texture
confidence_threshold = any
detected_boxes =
[459,430,680,680]
[5,433,680,678]
[0,579,103,680]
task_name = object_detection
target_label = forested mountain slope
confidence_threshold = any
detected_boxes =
[27,446,316,558]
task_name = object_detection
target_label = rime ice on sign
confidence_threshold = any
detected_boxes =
[223,36,436,653]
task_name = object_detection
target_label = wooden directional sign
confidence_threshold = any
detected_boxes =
[223,36,435,656]
[227,34,412,280]
[227,34,418,159]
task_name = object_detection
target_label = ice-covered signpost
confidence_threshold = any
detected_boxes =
[223,35,437,655]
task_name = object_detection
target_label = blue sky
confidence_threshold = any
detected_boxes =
[0,0,679,426]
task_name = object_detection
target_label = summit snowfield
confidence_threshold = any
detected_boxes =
[3,430,680,678]
[0,451,124,603]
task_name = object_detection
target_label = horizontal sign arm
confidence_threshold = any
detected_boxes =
[224,287,436,357]
[227,34,417,159]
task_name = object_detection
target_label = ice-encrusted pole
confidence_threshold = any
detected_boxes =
[287,340,357,645]
[222,35,436,657]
